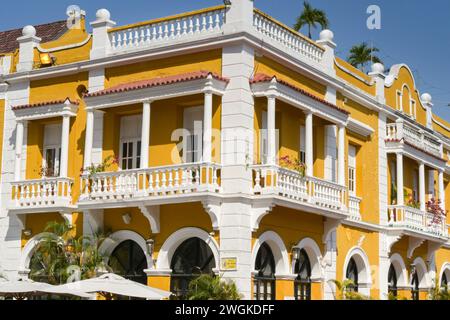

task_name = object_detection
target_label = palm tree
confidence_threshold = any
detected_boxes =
[29,221,111,285]
[347,42,382,73]
[330,279,370,300]
[293,1,329,39]
[186,274,242,300]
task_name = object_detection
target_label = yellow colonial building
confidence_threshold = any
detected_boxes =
[0,1,450,300]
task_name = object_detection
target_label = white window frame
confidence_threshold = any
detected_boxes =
[396,90,403,111]
[119,139,141,171]
[42,146,61,178]
[183,106,203,163]
[299,125,306,164]
[348,145,356,196]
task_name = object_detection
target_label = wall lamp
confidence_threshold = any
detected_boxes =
[122,213,132,225]
[292,246,301,261]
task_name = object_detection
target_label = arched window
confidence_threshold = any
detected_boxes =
[441,272,448,291]
[411,272,420,300]
[254,243,276,300]
[346,257,358,292]
[109,240,147,285]
[294,249,311,300]
[170,237,215,299]
[388,264,398,297]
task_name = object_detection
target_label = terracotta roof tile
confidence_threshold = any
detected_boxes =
[0,20,68,54]
[250,73,349,115]
[84,71,229,98]
[12,98,79,111]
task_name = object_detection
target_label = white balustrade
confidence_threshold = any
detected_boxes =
[80,163,221,201]
[387,205,448,237]
[253,10,324,64]
[252,165,346,211]
[11,178,73,209]
[109,8,225,52]
[348,196,362,221]
[386,121,442,158]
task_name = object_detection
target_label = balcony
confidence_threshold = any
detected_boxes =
[10,178,74,213]
[108,6,226,54]
[79,163,221,206]
[252,165,352,217]
[387,205,448,239]
[386,120,443,159]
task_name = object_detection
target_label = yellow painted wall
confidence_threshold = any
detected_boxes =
[336,225,379,299]
[334,58,376,96]
[254,56,326,99]
[385,66,427,127]
[105,50,222,88]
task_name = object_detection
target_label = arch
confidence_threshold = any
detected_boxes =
[252,231,290,275]
[109,240,148,284]
[99,230,151,269]
[439,262,450,288]
[292,237,323,280]
[412,257,430,289]
[389,253,408,287]
[20,232,54,273]
[343,247,372,294]
[156,227,220,271]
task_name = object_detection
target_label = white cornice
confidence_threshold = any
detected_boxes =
[85,77,227,110]
[251,80,349,126]
[37,34,92,53]
[13,100,79,121]
[347,117,375,138]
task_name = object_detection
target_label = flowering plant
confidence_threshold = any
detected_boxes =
[36,165,57,178]
[279,155,306,177]
[81,155,119,177]
[426,198,447,225]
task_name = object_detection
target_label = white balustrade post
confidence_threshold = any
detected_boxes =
[141,101,151,169]
[419,162,426,212]
[338,125,346,186]
[84,109,95,170]
[90,9,116,59]
[395,119,404,141]
[267,95,276,165]
[16,26,41,72]
[60,115,71,178]
[368,63,386,104]
[14,120,25,181]
[203,87,213,163]
[305,111,314,177]
[316,30,336,76]
[396,153,404,206]
[439,169,445,211]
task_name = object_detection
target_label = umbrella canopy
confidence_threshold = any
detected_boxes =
[0,278,94,299]
[57,273,172,300]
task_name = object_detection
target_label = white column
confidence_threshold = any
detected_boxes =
[267,96,276,165]
[396,153,404,206]
[439,169,445,211]
[84,110,95,169]
[419,162,426,211]
[338,125,346,186]
[140,101,151,169]
[203,91,213,163]
[14,121,24,181]
[59,115,71,178]
[305,111,313,177]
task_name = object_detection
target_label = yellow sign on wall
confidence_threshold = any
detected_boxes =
[221,257,238,271]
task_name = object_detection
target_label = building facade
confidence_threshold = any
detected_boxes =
[1,0,450,300]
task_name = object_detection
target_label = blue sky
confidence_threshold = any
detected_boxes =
[1,0,449,120]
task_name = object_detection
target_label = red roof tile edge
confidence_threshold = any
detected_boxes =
[84,71,229,98]
[250,73,350,115]
[12,98,80,111]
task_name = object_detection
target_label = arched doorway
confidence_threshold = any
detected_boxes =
[294,249,311,300]
[170,237,215,299]
[108,240,147,285]
[388,264,398,297]
[442,272,448,291]
[346,257,358,292]
[254,242,276,300]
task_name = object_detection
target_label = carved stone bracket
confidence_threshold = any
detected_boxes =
[138,205,160,234]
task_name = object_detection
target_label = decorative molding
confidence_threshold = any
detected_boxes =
[13,98,79,121]
[138,204,160,234]
[37,35,92,53]
[408,237,426,259]
[347,117,375,138]
[201,199,221,231]
[251,201,275,232]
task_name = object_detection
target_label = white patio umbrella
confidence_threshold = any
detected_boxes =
[57,273,172,300]
[0,278,94,299]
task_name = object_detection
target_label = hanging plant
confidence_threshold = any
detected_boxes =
[279,155,306,177]
[426,198,447,225]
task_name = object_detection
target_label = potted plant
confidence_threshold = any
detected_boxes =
[279,155,306,177]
